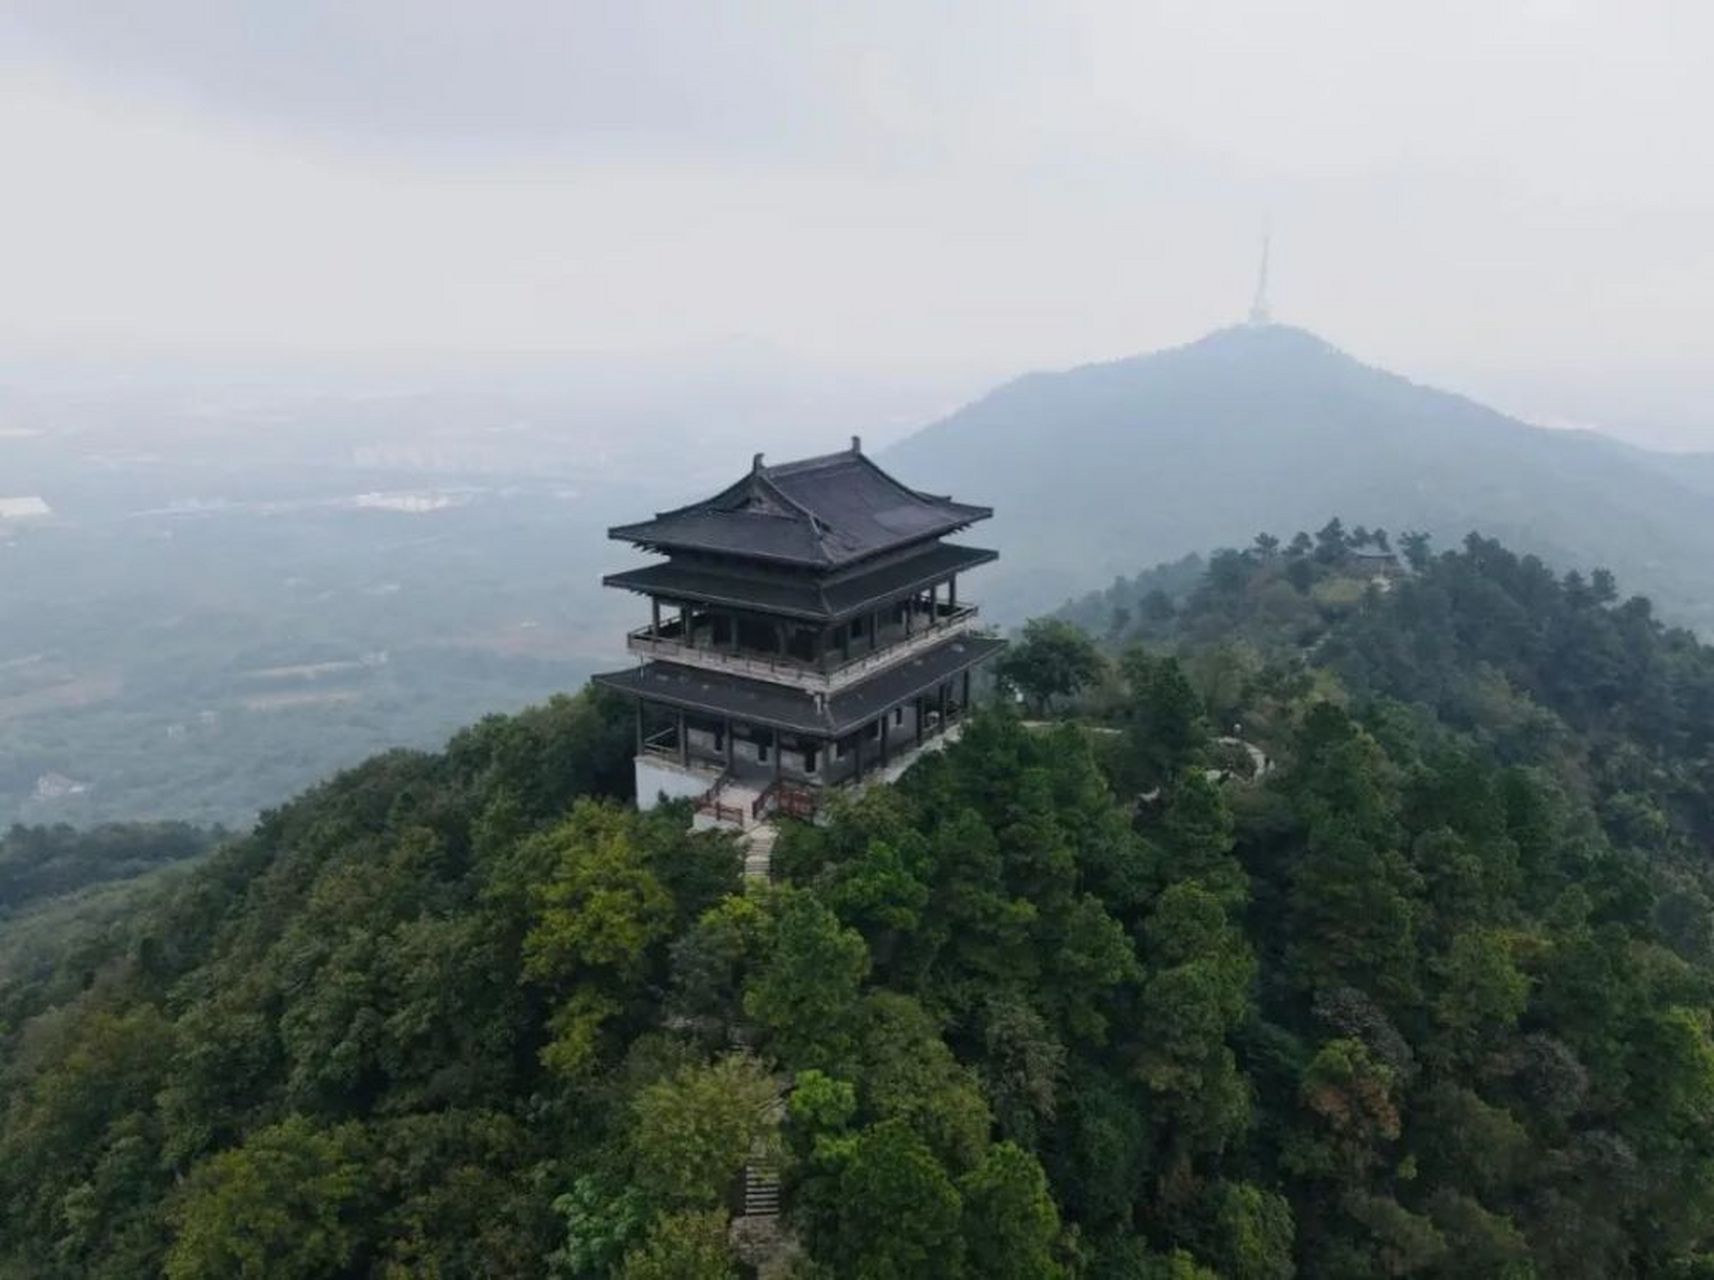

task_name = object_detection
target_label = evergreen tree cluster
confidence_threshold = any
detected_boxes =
[3,531,1714,1276]
[0,822,218,918]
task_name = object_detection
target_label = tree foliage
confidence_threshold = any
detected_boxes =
[7,536,1714,1276]
[999,618,1107,715]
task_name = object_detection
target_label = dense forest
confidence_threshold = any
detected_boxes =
[0,822,218,919]
[6,526,1714,1276]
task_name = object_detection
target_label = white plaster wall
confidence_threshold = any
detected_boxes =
[635,755,718,810]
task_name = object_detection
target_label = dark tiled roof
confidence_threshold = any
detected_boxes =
[603,543,998,621]
[609,442,991,567]
[821,544,996,616]
[592,634,1005,737]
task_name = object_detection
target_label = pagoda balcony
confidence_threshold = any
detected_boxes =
[626,601,983,693]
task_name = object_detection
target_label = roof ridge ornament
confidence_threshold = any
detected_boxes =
[850,435,862,454]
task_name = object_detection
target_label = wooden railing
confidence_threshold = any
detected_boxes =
[639,725,681,763]
[751,778,819,822]
[695,773,746,825]
[627,603,981,692]
[775,782,819,820]
[829,604,980,686]
[701,797,746,825]
[751,780,779,822]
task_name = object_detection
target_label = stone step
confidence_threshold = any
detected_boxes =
[743,1167,782,1217]
[741,822,779,882]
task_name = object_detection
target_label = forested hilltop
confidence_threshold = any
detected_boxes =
[7,529,1714,1277]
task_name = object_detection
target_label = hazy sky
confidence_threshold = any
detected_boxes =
[4,2,1714,442]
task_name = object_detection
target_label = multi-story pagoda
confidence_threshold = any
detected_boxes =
[595,437,1003,823]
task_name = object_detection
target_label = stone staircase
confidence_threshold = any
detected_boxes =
[742,1160,782,1217]
[687,780,778,882]
[742,823,778,882]
[726,1078,799,1275]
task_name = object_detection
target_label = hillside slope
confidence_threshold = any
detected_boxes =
[887,325,1714,626]
[7,538,1714,1275]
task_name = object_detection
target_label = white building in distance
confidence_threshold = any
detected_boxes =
[0,496,52,520]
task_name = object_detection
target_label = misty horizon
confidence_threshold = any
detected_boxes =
[4,3,1714,448]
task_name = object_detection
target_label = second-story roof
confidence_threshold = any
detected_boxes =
[604,541,997,622]
[609,438,991,568]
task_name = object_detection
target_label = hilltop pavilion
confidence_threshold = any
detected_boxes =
[594,437,1003,823]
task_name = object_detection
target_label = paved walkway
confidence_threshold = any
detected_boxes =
[1022,720,1273,781]
[1214,735,1272,778]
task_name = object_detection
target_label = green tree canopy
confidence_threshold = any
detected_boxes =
[999,619,1106,715]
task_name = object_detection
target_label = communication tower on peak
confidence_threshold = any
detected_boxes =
[1248,236,1273,327]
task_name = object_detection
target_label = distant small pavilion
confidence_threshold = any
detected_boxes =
[594,437,1003,822]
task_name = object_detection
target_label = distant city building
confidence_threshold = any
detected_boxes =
[595,438,1003,824]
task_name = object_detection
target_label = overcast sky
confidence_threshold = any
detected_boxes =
[4,2,1714,442]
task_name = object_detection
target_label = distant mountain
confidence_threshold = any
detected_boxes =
[886,324,1714,626]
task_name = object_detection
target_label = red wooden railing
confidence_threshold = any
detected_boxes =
[750,778,819,822]
[774,782,818,820]
[752,780,779,822]
[695,774,746,825]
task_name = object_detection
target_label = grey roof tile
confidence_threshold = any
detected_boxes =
[593,634,1005,737]
[603,543,997,621]
[609,442,990,567]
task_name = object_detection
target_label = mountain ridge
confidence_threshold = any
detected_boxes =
[886,324,1714,628]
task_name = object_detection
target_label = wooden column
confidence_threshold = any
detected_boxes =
[948,575,957,608]
[776,623,787,658]
[774,734,783,784]
[682,605,694,648]
[928,582,938,625]
[635,700,644,752]
[879,716,890,768]
[724,717,733,771]
[904,595,914,637]
[938,681,948,728]
[962,669,971,712]
[914,697,923,745]
[677,710,688,767]
[650,598,661,639]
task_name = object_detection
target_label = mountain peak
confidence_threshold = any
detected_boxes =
[1167,322,1355,367]
[886,320,1714,627]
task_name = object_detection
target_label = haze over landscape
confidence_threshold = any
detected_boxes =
[14,7,1714,1278]
[5,1,1714,439]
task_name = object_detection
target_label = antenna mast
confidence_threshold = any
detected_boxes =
[1248,235,1272,327]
